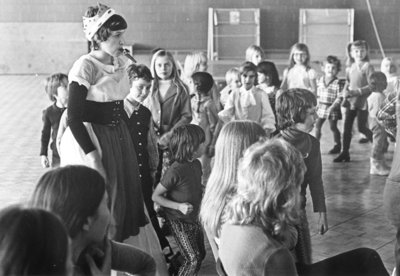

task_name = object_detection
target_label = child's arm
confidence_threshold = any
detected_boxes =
[308,68,317,95]
[152,183,193,215]
[279,68,289,91]
[147,119,159,181]
[205,102,221,157]
[40,109,51,168]
[260,92,276,136]
[218,90,236,123]
[305,140,328,235]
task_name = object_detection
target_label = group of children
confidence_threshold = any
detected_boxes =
[39,37,399,274]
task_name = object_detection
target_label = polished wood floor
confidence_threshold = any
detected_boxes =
[0,76,395,275]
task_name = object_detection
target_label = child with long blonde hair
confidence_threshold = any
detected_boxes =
[280,43,317,94]
[145,49,192,180]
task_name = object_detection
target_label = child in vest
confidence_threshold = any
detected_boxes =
[218,62,275,135]
[40,73,69,168]
[124,63,173,259]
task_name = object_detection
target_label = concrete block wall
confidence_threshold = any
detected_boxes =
[1,0,400,74]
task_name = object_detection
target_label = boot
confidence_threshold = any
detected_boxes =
[328,144,341,154]
[370,158,390,176]
[333,151,350,162]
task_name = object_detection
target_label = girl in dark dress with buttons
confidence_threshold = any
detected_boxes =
[59,3,146,242]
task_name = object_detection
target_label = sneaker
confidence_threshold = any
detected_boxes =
[328,144,341,154]
[370,158,390,176]
[359,137,370,144]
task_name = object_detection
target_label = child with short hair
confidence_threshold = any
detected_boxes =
[219,67,241,108]
[276,88,328,265]
[124,63,173,256]
[190,71,221,186]
[152,124,206,275]
[256,61,281,117]
[245,44,265,66]
[280,43,317,94]
[218,62,276,135]
[314,55,345,154]
[368,72,390,175]
[40,73,69,168]
[381,57,399,96]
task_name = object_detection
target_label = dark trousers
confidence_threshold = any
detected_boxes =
[342,108,372,153]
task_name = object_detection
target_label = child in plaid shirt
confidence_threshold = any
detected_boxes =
[315,56,345,154]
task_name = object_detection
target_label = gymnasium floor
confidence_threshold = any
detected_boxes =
[0,75,395,275]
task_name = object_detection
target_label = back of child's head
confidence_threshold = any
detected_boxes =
[369,71,387,90]
[324,55,341,72]
[276,88,317,130]
[183,52,208,78]
[346,40,369,66]
[289,43,310,68]
[225,67,240,84]
[256,61,281,87]
[126,64,153,84]
[245,45,265,64]
[239,61,257,75]
[169,124,205,163]
[44,73,68,102]
[0,205,69,276]
[191,72,214,96]
[381,57,397,74]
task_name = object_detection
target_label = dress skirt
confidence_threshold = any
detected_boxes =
[60,120,147,241]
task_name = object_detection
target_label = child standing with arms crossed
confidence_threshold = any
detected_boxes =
[144,49,192,181]
[276,88,328,265]
[190,71,221,186]
[280,43,317,94]
[152,124,206,276]
[123,63,173,258]
[40,73,69,168]
[334,40,374,162]
[218,62,276,135]
[314,56,344,154]
[367,72,390,175]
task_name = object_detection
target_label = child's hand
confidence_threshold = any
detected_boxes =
[347,89,360,97]
[158,132,172,149]
[178,202,193,215]
[40,155,50,168]
[317,212,329,235]
[85,239,112,275]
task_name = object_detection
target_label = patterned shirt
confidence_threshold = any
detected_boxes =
[317,77,342,105]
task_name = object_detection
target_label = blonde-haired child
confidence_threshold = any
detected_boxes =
[219,67,241,108]
[40,73,68,168]
[245,44,265,66]
[144,49,192,181]
[280,43,317,94]
[218,62,276,135]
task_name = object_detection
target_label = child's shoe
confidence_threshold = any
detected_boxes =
[370,158,390,176]
[328,144,341,154]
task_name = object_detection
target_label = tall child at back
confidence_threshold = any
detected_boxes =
[219,67,241,108]
[314,56,344,154]
[367,72,390,176]
[218,62,276,135]
[152,124,206,276]
[245,44,265,66]
[124,63,173,257]
[190,71,221,186]
[334,40,374,162]
[280,43,317,94]
[276,88,328,265]
[256,60,281,117]
[144,49,192,181]
[40,73,69,168]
